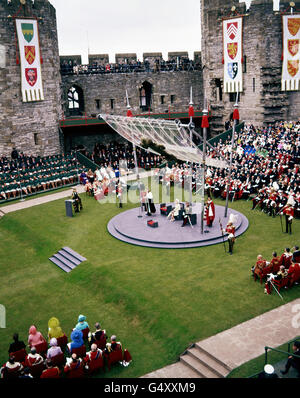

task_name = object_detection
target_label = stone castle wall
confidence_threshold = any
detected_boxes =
[0,0,62,157]
[61,68,203,119]
[201,0,300,132]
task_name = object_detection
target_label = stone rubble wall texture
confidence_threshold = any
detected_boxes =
[0,0,62,157]
[61,70,204,120]
[0,0,299,157]
[201,0,300,132]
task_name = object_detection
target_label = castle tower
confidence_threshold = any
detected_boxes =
[201,0,300,131]
[0,0,62,157]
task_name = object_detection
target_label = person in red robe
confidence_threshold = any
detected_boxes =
[205,197,215,227]
[252,254,267,282]
[83,344,104,374]
[269,252,281,274]
[64,353,84,378]
[40,360,60,379]
[287,262,300,288]
[279,248,293,269]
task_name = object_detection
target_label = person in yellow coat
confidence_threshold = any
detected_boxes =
[48,317,65,342]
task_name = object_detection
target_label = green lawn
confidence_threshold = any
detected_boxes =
[0,192,299,378]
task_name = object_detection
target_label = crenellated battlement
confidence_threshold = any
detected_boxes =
[59,51,202,68]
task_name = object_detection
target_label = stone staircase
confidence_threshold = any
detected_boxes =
[179,343,232,378]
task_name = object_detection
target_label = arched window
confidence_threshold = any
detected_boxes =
[139,81,152,111]
[67,85,84,115]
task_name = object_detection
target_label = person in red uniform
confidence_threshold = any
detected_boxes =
[40,360,60,379]
[268,189,277,217]
[281,203,294,234]
[224,221,235,255]
[205,197,215,227]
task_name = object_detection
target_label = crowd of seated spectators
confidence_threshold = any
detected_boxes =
[0,152,81,202]
[78,142,162,200]
[60,57,201,76]
[151,121,300,219]
[81,141,162,171]
[203,121,300,217]
[251,245,300,294]
[0,315,131,379]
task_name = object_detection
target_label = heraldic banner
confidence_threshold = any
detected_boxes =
[223,17,243,93]
[282,14,300,91]
[15,18,44,102]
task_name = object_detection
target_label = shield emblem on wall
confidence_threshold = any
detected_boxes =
[227,22,238,40]
[287,60,299,77]
[25,68,37,86]
[288,39,299,57]
[21,23,34,43]
[288,18,300,37]
[228,62,238,80]
[227,42,238,60]
[25,46,36,65]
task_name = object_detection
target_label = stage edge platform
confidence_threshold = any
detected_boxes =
[107,204,249,249]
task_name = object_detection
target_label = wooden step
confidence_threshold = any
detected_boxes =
[53,253,77,270]
[57,250,82,266]
[49,257,72,273]
[62,247,86,262]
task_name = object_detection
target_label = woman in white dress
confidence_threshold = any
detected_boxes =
[167,199,180,222]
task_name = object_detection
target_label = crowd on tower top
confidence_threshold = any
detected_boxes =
[60,57,200,75]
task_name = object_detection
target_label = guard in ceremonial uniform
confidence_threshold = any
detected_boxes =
[281,203,294,234]
[224,219,236,255]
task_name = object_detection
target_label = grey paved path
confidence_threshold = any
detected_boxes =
[143,298,300,377]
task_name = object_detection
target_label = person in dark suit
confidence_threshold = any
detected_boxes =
[71,188,83,213]
[8,333,26,355]
[181,202,192,227]
[280,341,300,376]
[292,246,300,263]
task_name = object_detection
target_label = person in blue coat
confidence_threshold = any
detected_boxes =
[75,315,89,331]
[67,329,84,353]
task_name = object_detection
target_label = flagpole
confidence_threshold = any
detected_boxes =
[188,86,194,206]
[201,99,209,235]
[126,90,143,217]
[224,91,239,218]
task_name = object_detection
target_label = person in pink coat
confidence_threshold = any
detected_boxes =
[28,325,46,348]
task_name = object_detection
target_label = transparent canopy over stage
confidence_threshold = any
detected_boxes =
[100,114,228,169]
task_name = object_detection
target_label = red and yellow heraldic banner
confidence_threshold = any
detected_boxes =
[15,18,44,102]
[282,14,300,91]
[223,16,243,93]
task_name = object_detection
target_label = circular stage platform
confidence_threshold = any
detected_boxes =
[107,203,249,249]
